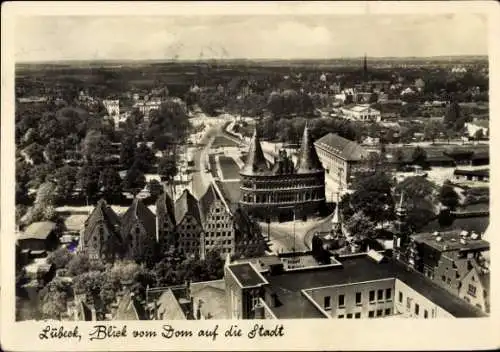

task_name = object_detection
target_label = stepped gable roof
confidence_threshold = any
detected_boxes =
[315,133,368,161]
[83,199,121,244]
[240,128,270,176]
[296,124,323,173]
[174,189,202,225]
[156,191,176,226]
[121,198,156,239]
[198,183,230,223]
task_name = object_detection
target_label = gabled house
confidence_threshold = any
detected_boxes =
[199,184,235,256]
[155,191,177,251]
[80,199,123,261]
[174,189,204,257]
[120,198,157,260]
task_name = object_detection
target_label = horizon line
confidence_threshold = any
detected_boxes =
[16,54,488,65]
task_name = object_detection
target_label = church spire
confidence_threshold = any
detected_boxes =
[363,53,368,79]
[240,127,269,176]
[296,123,323,173]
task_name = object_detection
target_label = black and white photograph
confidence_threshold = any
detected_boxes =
[2,1,499,351]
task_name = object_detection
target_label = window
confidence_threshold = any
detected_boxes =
[446,278,451,285]
[338,294,345,308]
[415,304,420,316]
[399,291,403,303]
[424,310,429,319]
[441,275,446,282]
[346,313,353,319]
[324,296,331,310]
[384,308,391,316]
[467,284,477,297]
[376,309,383,317]
[368,311,375,318]
[377,289,384,301]
[355,292,362,305]
[338,315,344,319]
[385,288,392,301]
[354,313,361,319]
[369,290,375,303]
[406,297,411,309]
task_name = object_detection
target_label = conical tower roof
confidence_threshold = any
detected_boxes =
[296,123,323,173]
[240,128,270,176]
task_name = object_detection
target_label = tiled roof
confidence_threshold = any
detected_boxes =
[155,289,187,320]
[315,133,369,161]
[114,293,145,320]
[296,125,324,173]
[174,189,201,225]
[156,192,176,226]
[19,221,56,240]
[198,183,219,224]
[121,198,157,239]
[190,280,227,319]
[82,199,121,244]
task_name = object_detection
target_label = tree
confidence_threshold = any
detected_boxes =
[47,247,73,270]
[82,130,111,163]
[440,183,460,210]
[45,138,66,166]
[99,167,123,201]
[39,278,73,320]
[122,166,146,194]
[154,134,175,151]
[394,176,438,231]
[147,179,164,199]
[24,142,45,165]
[345,211,376,242]
[73,271,106,308]
[53,165,78,201]
[119,135,136,170]
[474,128,484,141]
[77,164,101,201]
[67,253,105,277]
[423,120,445,143]
[133,143,156,173]
[351,172,394,225]
[158,155,178,181]
[412,146,428,168]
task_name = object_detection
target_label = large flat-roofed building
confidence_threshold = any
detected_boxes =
[340,104,381,122]
[314,133,370,189]
[223,251,486,319]
[239,125,325,221]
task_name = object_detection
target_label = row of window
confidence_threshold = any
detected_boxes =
[337,308,391,319]
[206,239,232,246]
[206,231,232,237]
[206,222,231,229]
[323,289,392,310]
[398,291,430,318]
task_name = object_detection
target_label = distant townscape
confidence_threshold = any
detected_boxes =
[15,53,489,321]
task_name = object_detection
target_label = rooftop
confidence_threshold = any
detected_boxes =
[315,133,368,161]
[19,221,56,240]
[412,230,490,252]
[227,263,269,288]
[190,280,227,319]
[260,254,486,319]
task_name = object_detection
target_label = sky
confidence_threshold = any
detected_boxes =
[14,14,488,62]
